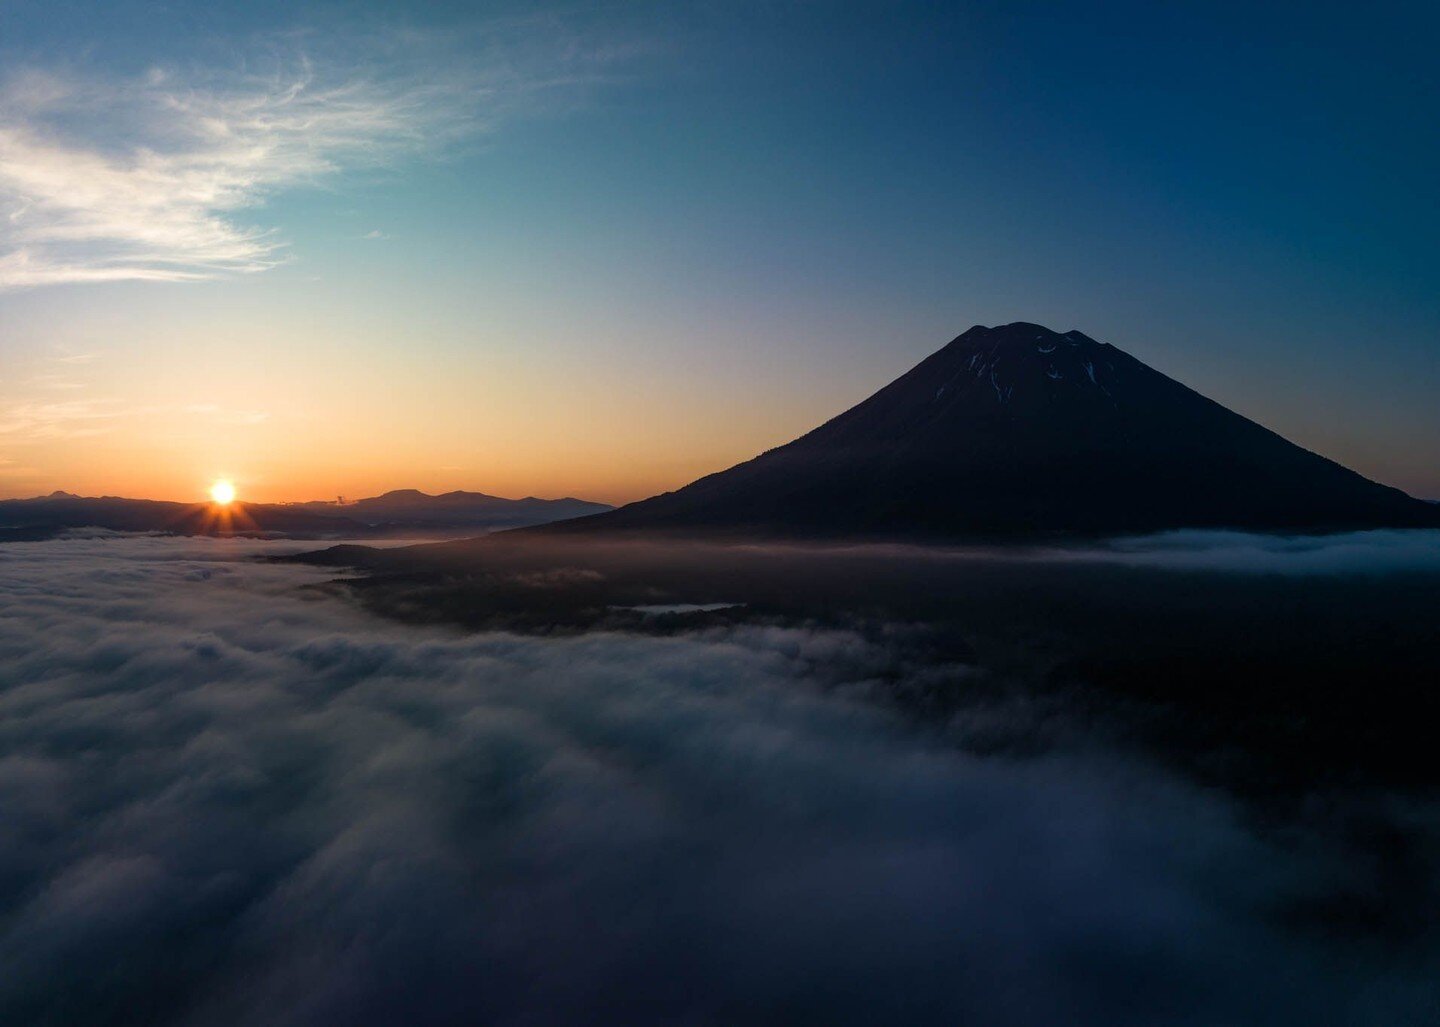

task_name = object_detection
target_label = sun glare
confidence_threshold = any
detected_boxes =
[210,480,237,505]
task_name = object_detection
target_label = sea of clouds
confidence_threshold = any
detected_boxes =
[1,534,1436,1025]
[1049,528,1440,574]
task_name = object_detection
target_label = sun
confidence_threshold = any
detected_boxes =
[210,480,237,505]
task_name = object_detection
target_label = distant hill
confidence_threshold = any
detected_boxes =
[287,490,612,530]
[0,488,613,541]
[0,495,364,540]
[536,322,1440,539]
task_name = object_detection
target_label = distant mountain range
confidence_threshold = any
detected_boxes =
[286,490,611,530]
[0,489,612,541]
[535,322,1440,539]
[0,493,364,541]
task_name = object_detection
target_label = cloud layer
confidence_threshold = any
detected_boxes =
[1041,528,1440,574]
[0,535,1434,1025]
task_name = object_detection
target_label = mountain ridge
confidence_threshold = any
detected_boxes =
[0,487,614,540]
[0,495,364,540]
[286,490,612,528]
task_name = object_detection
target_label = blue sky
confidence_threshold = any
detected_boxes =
[1,0,1436,502]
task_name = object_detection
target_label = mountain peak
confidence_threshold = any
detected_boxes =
[879,322,1124,418]
[536,324,1438,538]
[953,322,1103,345]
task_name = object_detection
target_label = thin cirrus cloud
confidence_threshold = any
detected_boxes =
[0,399,128,440]
[0,398,270,440]
[0,37,601,290]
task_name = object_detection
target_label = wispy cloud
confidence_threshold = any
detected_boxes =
[0,398,269,440]
[27,374,86,391]
[0,454,36,478]
[0,399,128,440]
[0,34,611,290]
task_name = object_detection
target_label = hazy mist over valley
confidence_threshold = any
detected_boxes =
[3,532,1438,1024]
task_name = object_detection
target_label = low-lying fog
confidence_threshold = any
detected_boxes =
[1046,527,1440,573]
[2,533,1437,1025]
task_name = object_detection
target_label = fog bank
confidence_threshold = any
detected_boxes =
[1,536,1434,1025]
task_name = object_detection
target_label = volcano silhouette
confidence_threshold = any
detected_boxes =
[540,322,1439,538]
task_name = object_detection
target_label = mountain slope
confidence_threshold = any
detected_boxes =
[540,323,1438,538]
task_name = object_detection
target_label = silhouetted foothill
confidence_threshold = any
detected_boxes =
[289,489,612,529]
[0,489,613,540]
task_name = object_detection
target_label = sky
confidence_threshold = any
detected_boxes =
[0,0,1436,505]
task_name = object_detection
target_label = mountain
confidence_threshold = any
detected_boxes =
[537,322,1440,539]
[0,495,364,540]
[287,490,612,530]
[0,489,613,542]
